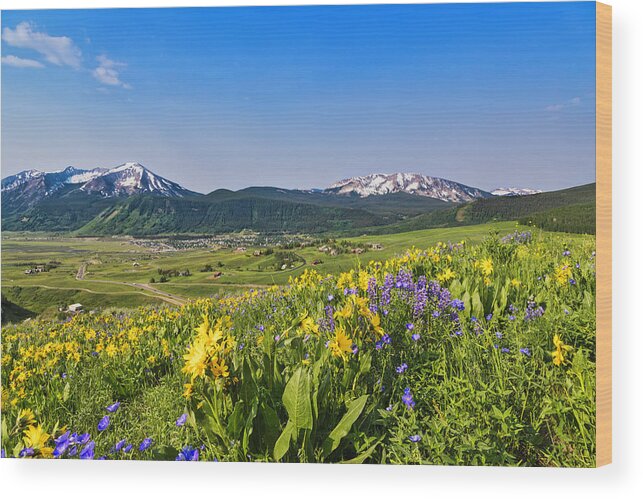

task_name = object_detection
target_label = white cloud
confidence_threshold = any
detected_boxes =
[92,55,130,88]
[2,22,82,68]
[545,97,582,112]
[1,54,44,68]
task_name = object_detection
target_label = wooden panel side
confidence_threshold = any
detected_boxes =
[595,1,612,468]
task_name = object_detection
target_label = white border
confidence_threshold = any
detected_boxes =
[1,1,641,497]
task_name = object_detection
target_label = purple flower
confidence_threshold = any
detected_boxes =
[114,439,127,452]
[486,314,493,321]
[563,250,571,256]
[98,415,110,432]
[53,431,71,458]
[176,445,199,461]
[382,334,391,345]
[396,363,408,374]
[411,333,421,342]
[328,294,334,301]
[351,344,359,355]
[401,387,415,409]
[106,401,120,413]
[375,341,383,350]
[176,413,188,427]
[520,347,531,357]
[501,347,510,354]
[495,332,503,339]
[123,444,133,453]
[79,441,95,460]
[386,405,393,411]
[67,445,78,457]
[139,438,153,452]
[450,299,465,311]
[409,435,422,443]
[569,278,576,285]
[405,323,414,331]
[19,447,34,457]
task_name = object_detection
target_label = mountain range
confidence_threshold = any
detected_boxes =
[1,162,592,235]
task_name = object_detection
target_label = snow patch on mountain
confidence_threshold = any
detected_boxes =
[326,172,491,203]
[491,187,542,197]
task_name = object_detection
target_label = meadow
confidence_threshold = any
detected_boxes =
[1,226,597,465]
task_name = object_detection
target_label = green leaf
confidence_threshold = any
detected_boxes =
[273,420,295,461]
[471,290,484,319]
[228,401,245,439]
[62,381,70,402]
[341,439,382,464]
[282,366,313,430]
[322,394,368,457]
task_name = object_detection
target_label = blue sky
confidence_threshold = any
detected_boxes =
[1,3,596,193]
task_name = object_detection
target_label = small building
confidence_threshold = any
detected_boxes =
[24,269,33,275]
[68,303,83,313]
[253,250,262,257]
[371,243,384,251]
[351,248,365,254]
[213,271,222,278]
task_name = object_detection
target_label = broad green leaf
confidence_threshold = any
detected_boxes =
[273,420,294,461]
[341,439,382,464]
[322,394,368,457]
[282,366,313,430]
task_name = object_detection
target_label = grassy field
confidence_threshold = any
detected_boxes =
[2,222,534,320]
[1,228,597,465]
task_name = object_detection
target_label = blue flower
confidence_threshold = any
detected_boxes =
[114,439,127,452]
[495,332,503,339]
[405,323,414,331]
[396,363,408,374]
[351,344,358,355]
[123,444,133,453]
[328,294,334,301]
[67,445,78,457]
[411,333,421,341]
[176,413,188,427]
[408,435,422,443]
[401,387,415,409]
[79,441,95,460]
[501,347,510,354]
[382,334,391,345]
[53,431,71,458]
[176,445,199,461]
[106,402,120,413]
[139,438,153,452]
[486,314,493,321]
[520,347,531,357]
[98,415,110,432]
[569,278,576,285]
[19,447,34,457]
[450,299,465,311]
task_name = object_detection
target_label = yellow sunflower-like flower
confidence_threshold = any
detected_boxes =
[16,408,36,429]
[370,313,385,338]
[437,267,456,283]
[210,358,230,379]
[22,424,53,457]
[329,326,353,360]
[551,334,573,366]
[480,258,494,276]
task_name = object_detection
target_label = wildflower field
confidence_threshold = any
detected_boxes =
[1,229,597,466]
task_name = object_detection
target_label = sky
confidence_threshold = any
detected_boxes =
[1,3,596,193]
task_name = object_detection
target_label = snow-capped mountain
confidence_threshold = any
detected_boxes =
[79,162,194,197]
[491,187,543,197]
[1,162,195,215]
[325,173,491,203]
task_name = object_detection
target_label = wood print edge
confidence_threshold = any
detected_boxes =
[595,0,612,468]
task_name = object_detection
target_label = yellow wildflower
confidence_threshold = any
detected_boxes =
[551,334,573,366]
[329,326,353,360]
[480,258,493,276]
[210,358,230,379]
[511,278,521,288]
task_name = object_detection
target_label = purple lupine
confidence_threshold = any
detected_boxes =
[413,276,428,317]
[381,273,394,308]
[402,387,416,409]
[524,301,545,321]
[367,277,378,313]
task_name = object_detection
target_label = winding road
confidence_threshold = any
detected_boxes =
[76,264,187,306]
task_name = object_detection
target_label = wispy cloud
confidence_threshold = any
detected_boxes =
[1,54,44,68]
[92,55,130,88]
[545,96,582,112]
[2,21,82,68]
